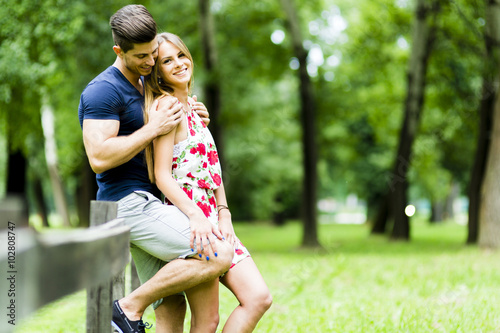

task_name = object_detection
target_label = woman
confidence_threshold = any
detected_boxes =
[143,32,272,332]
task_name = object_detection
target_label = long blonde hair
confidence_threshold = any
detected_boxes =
[143,32,195,183]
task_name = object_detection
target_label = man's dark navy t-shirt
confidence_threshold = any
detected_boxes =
[78,66,160,201]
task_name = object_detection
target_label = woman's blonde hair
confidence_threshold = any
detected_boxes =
[143,32,195,183]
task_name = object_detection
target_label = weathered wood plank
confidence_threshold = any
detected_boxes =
[87,200,124,333]
[0,220,130,333]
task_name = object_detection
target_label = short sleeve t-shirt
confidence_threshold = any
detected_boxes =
[78,66,160,201]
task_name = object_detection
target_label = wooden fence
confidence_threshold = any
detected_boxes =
[0,199,131,333]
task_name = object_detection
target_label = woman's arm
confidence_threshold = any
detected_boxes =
[214,181,238,248]
[153,98,223,258]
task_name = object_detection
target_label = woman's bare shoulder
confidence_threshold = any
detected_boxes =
[157,94,177,109]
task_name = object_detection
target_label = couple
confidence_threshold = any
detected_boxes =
[78,5,271,333]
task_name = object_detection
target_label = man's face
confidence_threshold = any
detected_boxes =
[121,38,159,77]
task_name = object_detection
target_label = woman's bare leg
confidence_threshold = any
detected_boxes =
[220,258,272,332]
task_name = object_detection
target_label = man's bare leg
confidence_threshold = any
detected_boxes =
[118,238,232,321]
[154,295,186,333]
[185,278,220,333]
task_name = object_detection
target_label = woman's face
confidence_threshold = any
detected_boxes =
[158,41,192,90]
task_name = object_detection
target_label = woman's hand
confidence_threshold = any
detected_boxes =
[189,212,222,260]
[190,95,210,126]
[218,210,238,249]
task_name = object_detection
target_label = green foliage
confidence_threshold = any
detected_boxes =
[0,0,488,223]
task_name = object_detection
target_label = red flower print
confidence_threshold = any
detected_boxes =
[197,143,206,155]
[190,147,197,154]
[211,173,222,186]
[197,201,212,217]
[208,150,219,165]
[197,179,210,189]
[203,162,208,169]
[235,249,244,255]
[187,172,195,179]
[182,187,193,200]
[172,163,178,170]
[209,196,216,207]
[190,129,196,136]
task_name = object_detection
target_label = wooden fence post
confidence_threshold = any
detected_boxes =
[86,201,126,333]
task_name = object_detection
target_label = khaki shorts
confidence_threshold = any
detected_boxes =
[117,190,194,309]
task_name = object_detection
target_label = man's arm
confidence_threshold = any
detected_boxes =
[82,98,183,174]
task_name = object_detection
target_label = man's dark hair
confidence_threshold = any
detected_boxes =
[110,5,157,53]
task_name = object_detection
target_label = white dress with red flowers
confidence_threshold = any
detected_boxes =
[170,104,250,268]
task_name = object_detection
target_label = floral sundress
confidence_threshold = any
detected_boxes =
[169,103,250,268]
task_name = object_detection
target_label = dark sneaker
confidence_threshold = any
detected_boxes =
[111,300,152,333]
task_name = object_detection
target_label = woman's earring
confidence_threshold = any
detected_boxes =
[158,77,163,85]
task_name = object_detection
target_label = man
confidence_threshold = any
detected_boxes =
[78,5,232,333]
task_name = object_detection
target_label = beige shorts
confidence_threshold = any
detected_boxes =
[117,190,251,309]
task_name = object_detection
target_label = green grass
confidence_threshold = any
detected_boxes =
[15,219,500,332]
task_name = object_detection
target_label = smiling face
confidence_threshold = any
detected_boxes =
[157,41,193,92]
[119,37,159,78]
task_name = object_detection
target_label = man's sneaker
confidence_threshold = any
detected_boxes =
[111,300,152,333]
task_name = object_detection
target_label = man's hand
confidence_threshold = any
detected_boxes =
[148,97,183,137]
[191,95,210,126]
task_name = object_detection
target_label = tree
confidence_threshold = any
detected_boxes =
[479,69,500,248]
[467,0,500,244]
[478,70,500,248]
[280,0,320,247]
[198,0,225,172]
[477,0,500,249]
[372,0,440,239]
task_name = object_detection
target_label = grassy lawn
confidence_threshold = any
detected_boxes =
[15,218,500,332]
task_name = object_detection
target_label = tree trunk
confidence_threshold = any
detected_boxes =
[444,180,459,220]
[5,150,29,226]
[467,0,500,244]
[430,200,444,223]
[478,5,500,248]
[32,175,50,227]
[272,193,286,226]
[41,100,71,227]
[198,0,225,174]
[7,150,27,196]
[371,194,390,234]
[76,158,97,228]
[374,0,438,240]
[280,0,319,247]
[478,73,500,248]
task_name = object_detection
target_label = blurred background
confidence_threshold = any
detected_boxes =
[0,0,497,248]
